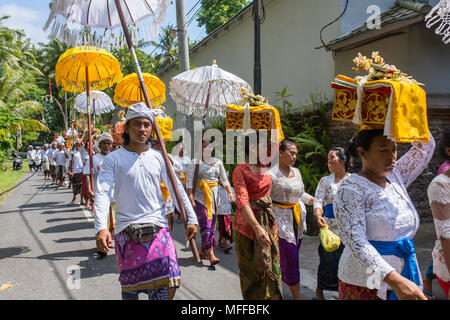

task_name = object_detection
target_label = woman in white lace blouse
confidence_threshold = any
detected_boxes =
[427,129,450,299]
[313,147,351,300]
[269,139,313,300]
[334,128,435,300]
[186,139,235,267]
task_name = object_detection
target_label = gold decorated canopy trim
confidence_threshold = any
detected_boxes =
[114,73,166,108]
[55,46,123,93]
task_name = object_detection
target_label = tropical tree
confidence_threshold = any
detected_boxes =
[0,16,49,158]
[196,0,250,34]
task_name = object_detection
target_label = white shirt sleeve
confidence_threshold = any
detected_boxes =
[314,177,327,211]
[394,131,435,188]
[161,157,198,226]
[94,155,115,234]
[218,159,231,188]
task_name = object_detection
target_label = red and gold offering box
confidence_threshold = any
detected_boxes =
[225,104,285,141]
[331,75,391,125]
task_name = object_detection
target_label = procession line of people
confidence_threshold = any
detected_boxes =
[26,102,448,301]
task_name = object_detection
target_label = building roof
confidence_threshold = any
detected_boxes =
[326,0,432,51]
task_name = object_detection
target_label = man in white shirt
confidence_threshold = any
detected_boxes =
[94,102,198,300]
[172,144,191,223]
[53,142,68,187]
[68,140,84,204]
[83,132,114,259]
[34,146,42,172]
[26,145,36,173]
[41,144,51,179]
[48,142,58,184]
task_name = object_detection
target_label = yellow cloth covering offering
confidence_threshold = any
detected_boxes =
[153,116,173,141]
[196,180,219,220]
[333,75,429,143]
[378,79,429,143]
[225,104,285,142]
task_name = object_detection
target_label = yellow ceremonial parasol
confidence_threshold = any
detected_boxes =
[55,46,123,197]
[114,73,166,107]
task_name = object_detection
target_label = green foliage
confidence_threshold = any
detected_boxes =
[0,18,50,162]
[197,0,250,34]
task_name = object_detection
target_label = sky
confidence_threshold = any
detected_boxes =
[0,0,206,51]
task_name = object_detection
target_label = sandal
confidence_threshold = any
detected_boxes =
[200,252,210,260]
[210,258,220,266]
[218,239,226,248]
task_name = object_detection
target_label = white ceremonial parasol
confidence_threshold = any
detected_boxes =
[74,90,115,115]
[43,0,171,49]
[75,90,115,127]
[425,0,450,44]
[169,60,253,119]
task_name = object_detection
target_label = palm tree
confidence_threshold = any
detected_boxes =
[0,17,49,153]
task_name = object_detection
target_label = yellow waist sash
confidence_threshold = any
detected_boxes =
[272,200,302,228]
[196,180,219,220]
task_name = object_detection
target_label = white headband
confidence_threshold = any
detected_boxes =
[98,132,113,144]
[125,102,167,123]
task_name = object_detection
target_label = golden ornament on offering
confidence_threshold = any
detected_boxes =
[330,52,429,143]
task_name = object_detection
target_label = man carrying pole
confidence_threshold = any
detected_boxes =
[94,103,198,300]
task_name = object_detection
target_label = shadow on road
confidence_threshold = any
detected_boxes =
[0,246,31,260]
[40,222,93,234]
[54,237,96,244]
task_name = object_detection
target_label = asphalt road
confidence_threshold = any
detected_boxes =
[0,171,445,300]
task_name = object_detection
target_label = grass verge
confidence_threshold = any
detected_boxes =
[0,160,28,205]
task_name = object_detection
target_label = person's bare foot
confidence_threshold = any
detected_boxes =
[71,199,77,204]
[315,288,325,300]
[422,277,434,299]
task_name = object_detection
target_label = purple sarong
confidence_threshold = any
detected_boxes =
[195,200,217,250]
[278,222,302,286]
[114,227,180,293]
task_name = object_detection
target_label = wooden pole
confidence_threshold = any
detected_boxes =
[192,81,212,199]
[85,66,95,195]
[114,0,200,263]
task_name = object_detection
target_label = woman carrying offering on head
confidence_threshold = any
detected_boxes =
[233,133,283,300]
[334,128,435,300]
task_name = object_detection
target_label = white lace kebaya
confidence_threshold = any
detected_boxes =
[269,167,312,245]
[428,173,450,283]
[186,158,230,209]
[314,173,351,238]
[334,133,435,300]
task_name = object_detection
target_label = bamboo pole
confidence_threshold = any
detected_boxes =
[85,66,95,195]
[114,0,200,263]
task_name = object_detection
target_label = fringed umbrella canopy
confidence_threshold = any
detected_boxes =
[114,73,166,107]
[43,0,171,50]
[55,46,123,93]
[169,61,253,118]
[75,90,115,114]
[425,0,450,44]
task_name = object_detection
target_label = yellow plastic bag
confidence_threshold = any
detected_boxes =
[319,226,341,252]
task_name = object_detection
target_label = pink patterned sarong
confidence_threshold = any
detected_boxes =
[114,227,181,293]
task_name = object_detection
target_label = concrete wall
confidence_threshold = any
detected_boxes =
[158,0,342,129]
[334,23,450,102]
[338,0,440,36]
